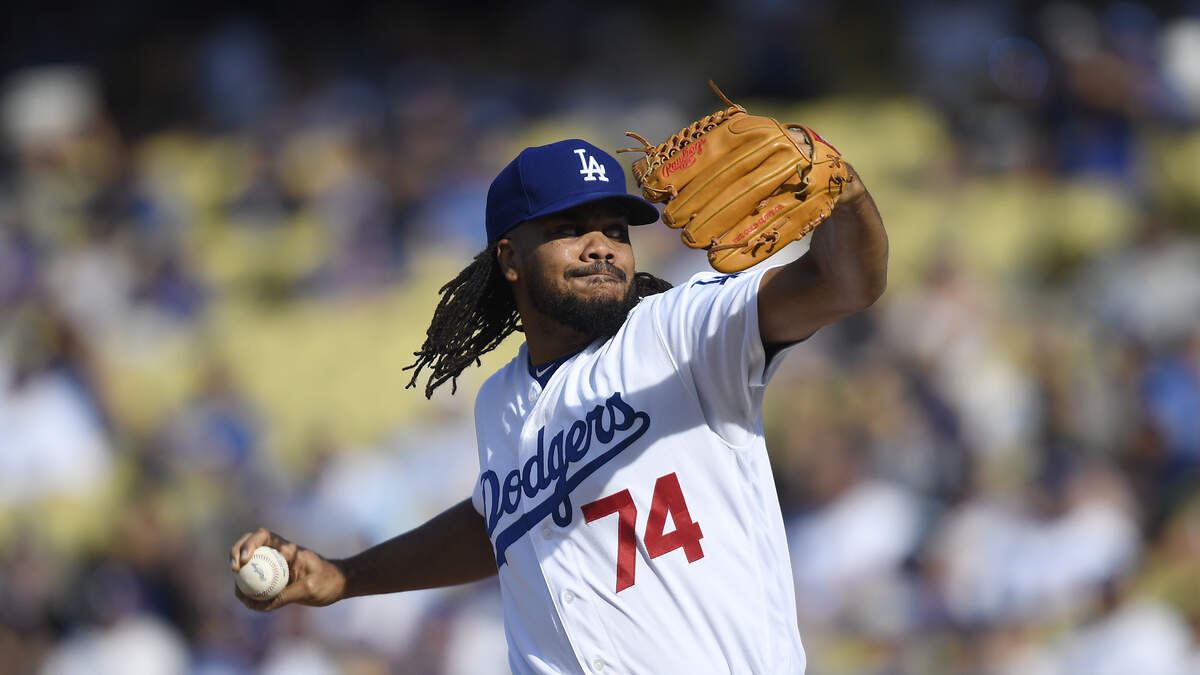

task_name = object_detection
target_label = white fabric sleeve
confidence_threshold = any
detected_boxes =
[648,266,798,447]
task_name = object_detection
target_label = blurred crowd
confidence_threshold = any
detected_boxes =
[2,1,1200,674]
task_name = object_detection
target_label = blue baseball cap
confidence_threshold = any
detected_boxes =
[485,139,660,244]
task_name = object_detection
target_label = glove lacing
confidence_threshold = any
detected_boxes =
[618,80,744,200]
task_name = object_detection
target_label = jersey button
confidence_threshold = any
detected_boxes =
[541,524,553,540]
[591,657,605,671]
[562,590,575,605]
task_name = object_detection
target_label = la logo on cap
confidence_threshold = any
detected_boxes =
[573,148,609,183]
[484,138,658,244]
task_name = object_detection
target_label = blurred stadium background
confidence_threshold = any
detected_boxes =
[2,1,1200,673]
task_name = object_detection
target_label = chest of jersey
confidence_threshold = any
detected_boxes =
[473,357,791,672]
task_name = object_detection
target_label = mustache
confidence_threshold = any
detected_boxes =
[568,263,628,282]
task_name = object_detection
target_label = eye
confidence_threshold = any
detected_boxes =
[553,223,581,237]
[606,225,630,242]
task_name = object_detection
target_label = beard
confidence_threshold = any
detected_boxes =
[525,262,640,340]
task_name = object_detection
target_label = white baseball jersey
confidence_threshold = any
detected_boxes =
[471,266,806,674]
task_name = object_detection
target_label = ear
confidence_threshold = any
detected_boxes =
[496,238,520,283]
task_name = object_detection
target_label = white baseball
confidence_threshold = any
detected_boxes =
[235,546,290,600]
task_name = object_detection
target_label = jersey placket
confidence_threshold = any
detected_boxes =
[519,358,625,674]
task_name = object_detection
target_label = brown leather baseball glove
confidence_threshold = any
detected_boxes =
[621,82,852,273]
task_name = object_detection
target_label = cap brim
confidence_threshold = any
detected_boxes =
[522,192,660,229]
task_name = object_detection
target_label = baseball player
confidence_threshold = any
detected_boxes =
[232,109,887,673]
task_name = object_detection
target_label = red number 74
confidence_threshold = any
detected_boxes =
[581,472,704,592]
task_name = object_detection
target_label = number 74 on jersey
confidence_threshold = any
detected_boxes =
[581,472,705,592]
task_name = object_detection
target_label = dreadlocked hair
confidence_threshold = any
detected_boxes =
[404,244,516,398]
[405,243,674,398]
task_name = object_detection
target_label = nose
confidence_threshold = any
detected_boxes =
[579,230,616,261]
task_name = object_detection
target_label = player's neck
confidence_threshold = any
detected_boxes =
[521,312,595,366]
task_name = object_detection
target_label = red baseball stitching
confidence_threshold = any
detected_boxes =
[253,550,284,598]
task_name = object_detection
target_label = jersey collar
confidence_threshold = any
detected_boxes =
[526,350,579,388]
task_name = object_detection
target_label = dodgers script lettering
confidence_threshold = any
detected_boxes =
[480,392,651,565]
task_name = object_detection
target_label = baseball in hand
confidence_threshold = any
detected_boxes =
[235,546,290,600]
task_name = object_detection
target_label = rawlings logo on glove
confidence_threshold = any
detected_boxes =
[662,138,706,177]
[620,82,851,273]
